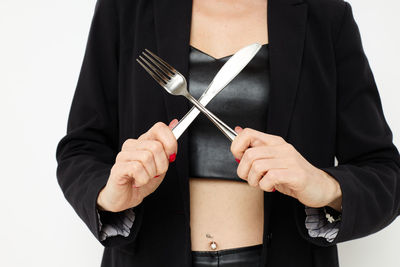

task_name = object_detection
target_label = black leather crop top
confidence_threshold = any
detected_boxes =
[188,44,271,182]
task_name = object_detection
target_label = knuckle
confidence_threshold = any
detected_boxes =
[133,161,145,178]
[249,149,257,161]
[134,178,144,186]
[277,136,285,143]
[131,161,141,175]
[253,161,264,174]
[140,175,150,185]
[246,174,255,185]
[152,141,164,154]
[110,163,119,175]
[249,175,259,187]
[146,142,158,156]
[154,121,166,130]
[280,143,291,154]
[286,143,294,151]
[258,178,267,189]
[147,141,157,152]
[122,138,136,150]
[242,128,252,136]
[242,150,251,162]
[266,169,276,180]
[250,181,258,187]
[236,168,245,180]
[142,151,153,164]
[165,139,177,154]
[115,152,124,162]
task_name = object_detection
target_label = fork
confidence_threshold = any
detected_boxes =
[136,49,238,142]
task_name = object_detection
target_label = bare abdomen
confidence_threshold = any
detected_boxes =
[189,177,264,251]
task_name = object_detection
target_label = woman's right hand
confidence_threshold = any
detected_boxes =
[97,119,179,212]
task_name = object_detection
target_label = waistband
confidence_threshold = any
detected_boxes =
[192,244,263,267]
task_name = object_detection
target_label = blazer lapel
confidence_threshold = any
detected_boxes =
[153,0,193,121]
[267,0,308,139]
[153,0,193,227]
[262,1,308,264]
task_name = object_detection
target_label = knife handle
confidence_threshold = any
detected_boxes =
[171,105,200,140]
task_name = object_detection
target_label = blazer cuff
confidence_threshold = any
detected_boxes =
[97,208,136,241]
[305,206,341,243]
[89,171,144,247]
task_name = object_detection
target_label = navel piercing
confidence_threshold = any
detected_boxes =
[206,233,217,250]
[210,241,217,250]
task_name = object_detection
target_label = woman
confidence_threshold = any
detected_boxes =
[56,0,400,266]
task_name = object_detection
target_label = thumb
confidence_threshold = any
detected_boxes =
[234,126,243,134]
[169,118,179,129]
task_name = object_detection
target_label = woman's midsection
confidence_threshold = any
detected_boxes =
[189,177,264,251]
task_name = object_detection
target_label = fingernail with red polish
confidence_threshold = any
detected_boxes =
[235,126,243,133]
[169,119,178,128]
[169,153,176,163]
[272,188,276,192]
[235,158,241,163]
[154,175,160,178]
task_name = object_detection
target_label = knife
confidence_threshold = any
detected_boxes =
[172,43,262,140]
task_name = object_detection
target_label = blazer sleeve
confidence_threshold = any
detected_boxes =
[55,0,144,247]
[295,1,400,246]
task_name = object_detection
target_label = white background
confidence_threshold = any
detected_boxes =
[0,0,399,266]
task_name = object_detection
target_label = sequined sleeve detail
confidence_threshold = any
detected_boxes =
[305,206,340,242]
[97,208,135,241]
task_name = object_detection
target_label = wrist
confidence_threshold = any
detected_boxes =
[328,195,342,212]
[97,187,108,211]
[323,170,342,212]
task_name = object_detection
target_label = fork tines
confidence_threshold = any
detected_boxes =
[136,49,177,87]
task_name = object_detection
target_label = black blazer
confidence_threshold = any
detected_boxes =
[56,0,400,266]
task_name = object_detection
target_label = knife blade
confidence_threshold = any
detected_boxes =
[172,43,262,140]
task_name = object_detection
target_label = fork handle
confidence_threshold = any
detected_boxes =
[185,93,237,142]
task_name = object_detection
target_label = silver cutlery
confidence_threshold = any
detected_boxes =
[137,49,238,141]
[171,43,262,140]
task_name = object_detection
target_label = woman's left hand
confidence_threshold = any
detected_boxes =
[231,127,342,211]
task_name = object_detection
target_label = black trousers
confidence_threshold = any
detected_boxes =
[191,244,263,267]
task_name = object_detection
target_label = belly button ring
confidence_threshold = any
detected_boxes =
[206,233,217,250]
[210,241,217,250]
